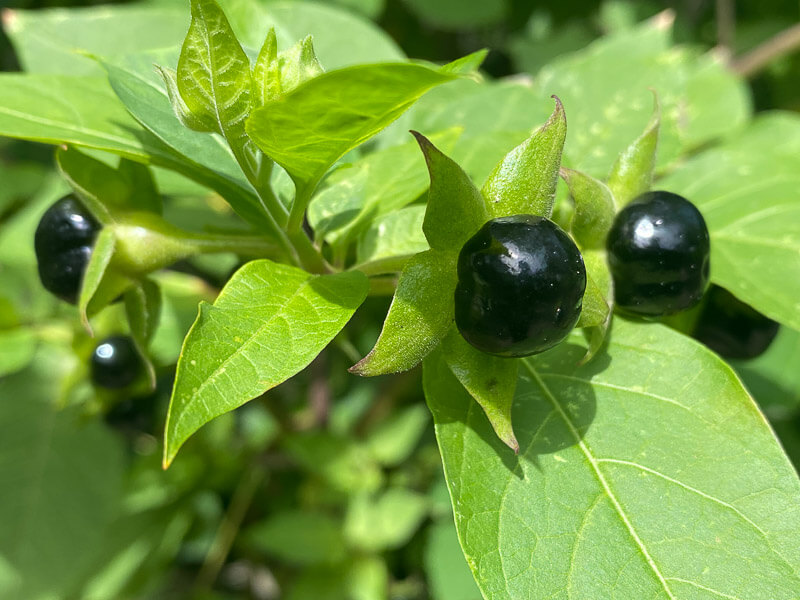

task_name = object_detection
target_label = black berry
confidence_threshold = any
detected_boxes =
[692,285,779,360]
[454,215,586,357]
[606,191,710,316]
[34,194,100,304]
[90,336,142,389]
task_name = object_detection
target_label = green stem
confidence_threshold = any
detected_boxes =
[287,183,315,235]
[194,463,266,592]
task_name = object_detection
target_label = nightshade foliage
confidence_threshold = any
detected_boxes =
[0,1,798,598]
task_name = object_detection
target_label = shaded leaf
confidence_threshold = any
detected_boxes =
[78,227,117,330]
[350,249,456,376]
[355,206,428,274]
[482,97,567,219]
[245,511,347,566]
[425,518,483,600]
[578,249,613,364]
[124,279,162,388]
[164,261,368,466]
[365,404,430,467]
[0,329,36,378]
[344,488,429,552]
[439,330,519,453]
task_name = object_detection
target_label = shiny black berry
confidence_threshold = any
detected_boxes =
[692,285,779,360]
[454,215,586,357]
[34,194,100,304]
[606,191,710,316]
[90,336,142,389]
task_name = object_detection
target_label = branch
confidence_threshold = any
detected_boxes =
[732,22,800,78]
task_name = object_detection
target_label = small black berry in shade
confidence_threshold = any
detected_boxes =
[90,336,142,389]
[34,194,100,304]
[454,215,586,357]
[692,285,779,360]
[606,191,710,316]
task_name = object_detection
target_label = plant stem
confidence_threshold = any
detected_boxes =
[715,0,735,55]
[287,183,315,235]
[194,463,266,592]
[732,22,800,77]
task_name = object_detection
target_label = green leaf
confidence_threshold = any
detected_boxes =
[439,330,519,453]
[425,319,800,598]
[560,167,616,250]
[355,206,428,274]
[438,49,488,75]
[124,279,162,388]
[246,62,457,229]
[164,261,368,466]
[0,328,36,378]
[282,432,383,495]
[403,0,506,29]
[156,65,215,133]
[365,404,430,467]
[413,131,488,252]
[245,511,347,566]
[537,17,751,176]
[482,97,567,219]
[0,356,125,599]
[425,518,483,600]
[344,488,429,552]
[177,0,252,150]
[2,4,188,76]
[658,112,800,330]
[252,28,281,106]
[350,249,457,376]
[272,34,325,99]
[607,95,660,206]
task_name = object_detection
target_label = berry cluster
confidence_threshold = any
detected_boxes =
[34,194,100,304]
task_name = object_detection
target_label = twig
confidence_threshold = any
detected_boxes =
[732,22,800,77]
[194,463,266,592]
[715,0,735,55]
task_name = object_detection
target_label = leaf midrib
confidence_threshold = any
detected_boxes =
[521,360,677,600]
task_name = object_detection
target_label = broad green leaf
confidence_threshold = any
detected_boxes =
[0,329,36,378]
[350,249,457,376]
[2,5,187,76]
[365,404,430,467]
[245,511,347,566]
[658,112,800,330]
[537,17,751,176]
[246,63,458,228]
[0,355,125,600]
[414,132,488,252]
[560,167,616,250]
[355,206,428,274]
[252,28,281,106]
[270,35,325,99]
[439,49,489,75]
[177,0,253,150]
[344,488,429,552]
[607,97,660,206]
[439,331,519,453]
[282,432,383,495]
[482,97,567,219]
[164,261,368,466]
[0,73,256,223]
[284,557,388,600]
[425,319,800,599]
[156,65,215,133]
[425,518,483,600]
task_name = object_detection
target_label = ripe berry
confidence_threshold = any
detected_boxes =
[692,285,779,360]
[454,215,586,357]
[606,191,710,316]
[34,194,100,304]
[90,336,142,389]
